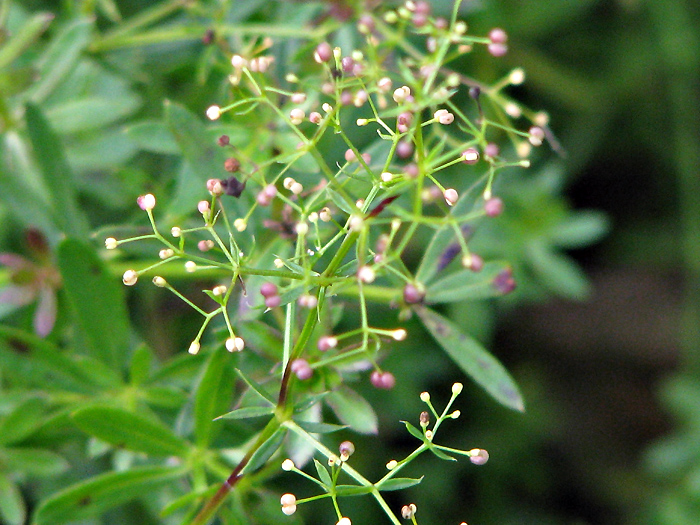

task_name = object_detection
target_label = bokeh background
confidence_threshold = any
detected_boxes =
[1,0,699,524]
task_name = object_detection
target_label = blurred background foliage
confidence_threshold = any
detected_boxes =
[0,0,698,524]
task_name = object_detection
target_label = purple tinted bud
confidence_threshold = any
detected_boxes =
[489,28,508,44]
[467,253,484,272]
[469,86,481,100]
[340,90,353,106]
[492,267,516,294]
[404,163,419,178]
[484,197,504,217]
[260,282,278,297]
[291,359,313,380]
[488,43,508,57]
[371,371,395,389]
[412,13,428,27]
[358,14,375,34]
[315,42,332,63]
[396,140,414,159]
[224,157,241,172]
[484,142,500,158]
[341,56,355,73]
[403,283,425,304]
[217,135,230,146]
[265,295,281,309]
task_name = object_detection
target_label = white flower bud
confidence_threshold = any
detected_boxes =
[171,226,181,237]
[122,270,138,286]
[105,237,118,249]
[185,261,197,273]
[188,341,200,355]
[206,105,221,120]
[233,219,247,232]
[152,276,167,287]
[281,459,295,471]
[159,248,174,259]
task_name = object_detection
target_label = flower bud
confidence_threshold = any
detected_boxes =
[469,448,490,465]
[226,337,245,352]
[444,188,459,206]
[280,493,297,515]
[318,335,338,352]
[105,237,118,249]
[463,147,480,164]
[152,276,167,287]
[188,341,201,355]
[281,459,295,471]
[122,270,138,286]
[206,105,221,120]
[137,194,156,211]
[339,440,355,461]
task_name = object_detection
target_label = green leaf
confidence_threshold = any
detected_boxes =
[415,176,485,284]
[129,344,154,386]
[165,101,242,217]
[215,406,275,421]
[0,131,59,239]
[235,368,276,406]
[293,392,329,414]
[194,349,233,447]
[26,17,93,103]
[376,476,424,491]
[57,238,130,369]
[293,420,347,434]
[334,485,374,496]
[241,427,287,474]
[25,104,89,237]
[0,397,47,446]
[415,306,524,412]
[45,95,141,134]
[123,120,178,154]
[549,210,609,249]
[71,406,189,457]
[326,386,378,435]
[0,447,69,477]
[527,241,591,300]
[401,420,425,442]
[0,325,103,393]
[140,386,189,409]
[0,12,53,71]
[426,262,512,303]
[429,446,457,461]
[313,459,333,488]
[0,473,25,525]
[33,465,186,525]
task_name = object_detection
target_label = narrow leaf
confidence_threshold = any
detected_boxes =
[0,447,69,477]
[0,397,47,446]
[326,386,378,435]
[123,120,178,154]
[215,406,275,421]
[415,306,524,412]
[57,238,130,369]
[25,104,89,237]
[241,427,287,474]
[401,421,425,442]
[293,420,347,434]
[45,95,141,134]
[235,368,276,406]
[334,485,374,496]
[33,465,186,525]
[0,474,25,525]
[0,12,53,71]
[27,17,93,102]
[313,459,333,488]
[429,446,457,461]
[376,477,424,491]
[72,406,189,457]
[194,348,233,447]
[426,262,512,303]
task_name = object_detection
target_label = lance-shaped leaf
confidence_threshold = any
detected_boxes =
[313,459,333,488]
[33,465,187,525]
[0,473,24,525]
[57,238,130,370]
[194,348,233,447]
[71,406,189,457]
[294,420,347,434]
[215,406,275,421]
[241,427,287,474]
[415,306,524,412]
[376,477,424,491]
[426,261,512,304]
[326,386,378,435]
[25,104,89,238]
[0,397,47,446]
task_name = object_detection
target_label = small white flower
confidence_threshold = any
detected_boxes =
[185,261,197,273]
[105,237,118,250]
[233,219,247,232]
[152,276,167,288]
[280,493,297,516]
[392,328,407,341]
[137,193,156,211]
[509,68,525,85]
[444,188,459,206]
[281,459,295,471]
[159,248,174,259]
[188,341,200,355]
[171,227,182,237]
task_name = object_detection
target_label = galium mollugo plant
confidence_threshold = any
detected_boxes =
[103,0,551,522]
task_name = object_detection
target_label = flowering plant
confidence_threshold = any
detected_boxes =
[0,0,605,524]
